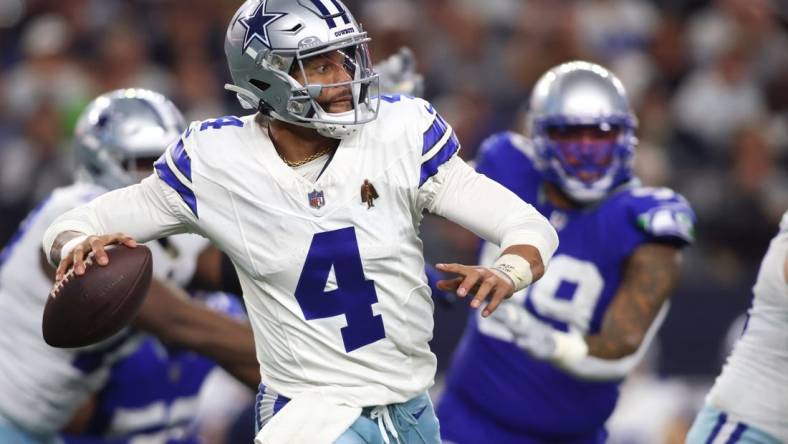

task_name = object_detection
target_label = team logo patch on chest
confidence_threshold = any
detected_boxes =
[308,189,325,209]
[360,179,378,209]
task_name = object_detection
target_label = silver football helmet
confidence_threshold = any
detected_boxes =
[224,0,380,139]
[527,61,638,204]
[73,89,186,190]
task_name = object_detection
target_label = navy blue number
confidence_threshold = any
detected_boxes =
[200,116,243,131]
[295,227,385,352]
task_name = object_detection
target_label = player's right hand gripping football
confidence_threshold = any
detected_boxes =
[55,233,138,281]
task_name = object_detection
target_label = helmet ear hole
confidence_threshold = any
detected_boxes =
[249,79,271,91]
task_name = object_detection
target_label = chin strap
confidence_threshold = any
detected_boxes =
[225,83,359,140]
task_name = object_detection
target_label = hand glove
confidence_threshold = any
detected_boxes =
[491,304,589,367]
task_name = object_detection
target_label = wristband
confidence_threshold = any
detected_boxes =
[492,254,533,292]
[59,235,88,263]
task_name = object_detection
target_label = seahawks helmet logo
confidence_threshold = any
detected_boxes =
[239,0,286,52]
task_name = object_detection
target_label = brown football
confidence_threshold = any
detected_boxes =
[42,244,152,348]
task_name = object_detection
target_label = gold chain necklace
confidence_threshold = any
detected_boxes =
[278,146,334,168]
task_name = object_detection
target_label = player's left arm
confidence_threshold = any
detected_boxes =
[585,243,682,359]
[423,156,559,316]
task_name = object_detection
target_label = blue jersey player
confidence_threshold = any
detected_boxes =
[436,61,696,444]
[60,292,246,444]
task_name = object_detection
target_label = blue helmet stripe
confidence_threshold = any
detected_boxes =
[328,0,351,25]
[422,115,449,155]
[154,155,198,217]
[308,0,337,28]
[419,132,460,187]
[169,139,192,181]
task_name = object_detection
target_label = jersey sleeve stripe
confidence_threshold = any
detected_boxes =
[419,132,460,187]
[422,115,449,155]
[154,155,198,217]
[255,383,291,431]
[169,139,192,181]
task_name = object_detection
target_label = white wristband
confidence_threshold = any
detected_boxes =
[59,235,88,264]
[492,254,533,292]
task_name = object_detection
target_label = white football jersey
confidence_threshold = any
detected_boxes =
[0,182,207,436]
[44,96,557,408]
[706,210,788,441]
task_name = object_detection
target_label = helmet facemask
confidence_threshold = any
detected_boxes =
[226,33,380,139]
[282,36,380,138]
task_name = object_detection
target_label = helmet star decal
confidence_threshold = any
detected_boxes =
[239,0,286,52]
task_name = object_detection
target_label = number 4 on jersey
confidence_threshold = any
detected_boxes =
[295,227,386,352]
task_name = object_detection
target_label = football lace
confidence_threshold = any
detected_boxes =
[50,253,95,298]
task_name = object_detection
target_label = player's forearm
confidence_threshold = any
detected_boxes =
[42,176,191,265]
[429,157,559,269]
[133,279,259,388]
[585,244,681,359]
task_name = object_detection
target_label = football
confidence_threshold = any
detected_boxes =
[42,244,153,348]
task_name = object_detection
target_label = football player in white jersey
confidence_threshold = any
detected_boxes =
[0,89,258,444]
[42,1,558,443]
[686,210,788,444]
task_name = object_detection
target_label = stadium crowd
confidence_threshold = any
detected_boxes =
[0,0,786,442]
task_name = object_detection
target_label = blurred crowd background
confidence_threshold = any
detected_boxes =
[1,0,786,442]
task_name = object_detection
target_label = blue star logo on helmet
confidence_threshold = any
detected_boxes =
[239,0,286,52]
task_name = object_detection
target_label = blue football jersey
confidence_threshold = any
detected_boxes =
[440,132,695,442]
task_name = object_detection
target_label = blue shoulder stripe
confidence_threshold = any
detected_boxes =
[419,132,460,187]
[170,139,192,181]
[154,154,198,217]
[422,115,449,155]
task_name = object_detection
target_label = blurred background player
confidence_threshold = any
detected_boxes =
[686,209,788,444]
[436,61,696,444]
[61,291,250,444]
[0,89,257,444]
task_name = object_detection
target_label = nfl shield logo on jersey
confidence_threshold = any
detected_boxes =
[308,189,325,209]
